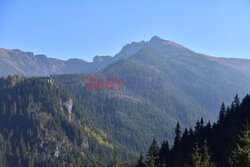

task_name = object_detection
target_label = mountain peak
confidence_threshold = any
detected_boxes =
[150,36,165,42]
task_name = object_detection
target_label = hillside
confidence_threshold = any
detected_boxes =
[49,37,250,158]
[107,46,250,118]
[53,74,177,155]
[52,44,250,156]
[0,76,136,167]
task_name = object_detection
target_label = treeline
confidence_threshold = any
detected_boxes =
[137,95,250,167]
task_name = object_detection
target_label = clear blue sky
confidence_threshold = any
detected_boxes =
[0,0,250,62]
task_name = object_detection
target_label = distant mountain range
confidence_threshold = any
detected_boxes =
[1,36,250,76]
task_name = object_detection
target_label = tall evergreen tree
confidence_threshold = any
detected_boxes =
[147,138,159,167]
[218,102,226,124]
[200,117,204,128]
[195,120,201,135]
[158,140,169,166]
[229,122,250,167]
[202,140,216,167]
[189,141,215,167]
[233,94,240,108]
[174,122,181,146]
[190,141,202,167]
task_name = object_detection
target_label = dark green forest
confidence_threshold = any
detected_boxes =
[137,95,250,167]
[0,76,249,167]
[52,74,177,155]
[0,76,131,167]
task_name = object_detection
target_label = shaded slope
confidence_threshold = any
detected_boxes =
[110,46,250,118]
[0,76,136,166]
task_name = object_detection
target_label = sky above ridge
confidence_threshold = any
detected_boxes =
[0,0,250,62]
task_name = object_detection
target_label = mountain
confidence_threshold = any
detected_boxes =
[1,36,250,76]
[0,76,136,167]
[51,45,250,158]
[0,49,97,76]
[101,39,250,121]
[1,36,250,165]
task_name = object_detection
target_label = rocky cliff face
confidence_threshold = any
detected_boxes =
[64,98,73,121]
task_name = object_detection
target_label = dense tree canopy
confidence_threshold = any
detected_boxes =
[137,94,250,167]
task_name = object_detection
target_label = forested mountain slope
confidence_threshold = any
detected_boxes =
[0,76,136,167]
[52,43,250,156]
[50,40,250,157]
[53,74,177,155]
[104,46,250,119]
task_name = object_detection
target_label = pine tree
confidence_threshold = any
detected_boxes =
[206,122,211,131]
[226,106,231,115]
[174,122,181,146]
[189,141,215,167]
[195,121,201,135]
[200,118,204,128]
[229,122,250,167]
[233,94,240,108]
[202,140,216,167]
[190,141,202,167]
[218,102,226,124]
[147,138,159,167]
[159,140,169,166]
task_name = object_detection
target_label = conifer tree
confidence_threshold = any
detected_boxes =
[174,122,181,146]
[195,121,201,135]
[189,141,215,167]
[218,102,226,124]
[229,122,250,167]
[159,140,169,166]
[147,138,159,167]
[202,140,216,167]
[190,142,202,167]
[200,118,204,128]
[233,94,240,108]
